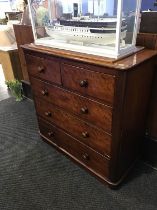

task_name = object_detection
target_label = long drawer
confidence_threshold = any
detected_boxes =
[35,98,112,157]
[25,54,61,85]
[31,77,112,133]
[61,63,116,105]
[38,118,110,179]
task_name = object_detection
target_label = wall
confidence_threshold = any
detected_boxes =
[141,0,157,11]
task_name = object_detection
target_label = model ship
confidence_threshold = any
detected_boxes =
[45,1,127,45]
[28,0,142,58]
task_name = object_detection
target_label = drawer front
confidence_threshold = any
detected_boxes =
[31,77,112,133]
[61,63,115,105]
[35,98,112,157]
[25,54,61,85]
[38,118,110,178]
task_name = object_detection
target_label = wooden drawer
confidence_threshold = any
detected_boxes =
[38,118,110,178]
[31,77,112,133]
[25,54,61,85]
[35,98,112,157]
[61,63,115,105]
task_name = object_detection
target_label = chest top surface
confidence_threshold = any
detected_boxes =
[22,44,157,71]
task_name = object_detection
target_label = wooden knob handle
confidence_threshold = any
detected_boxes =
[82,153,89,160]
[45,111,51,117]
[79,80,88,87]
[41,90,48,96]
[82,131,89,138]
[38,66,45,73]
[48,131,54,137]
[80,107,88,114]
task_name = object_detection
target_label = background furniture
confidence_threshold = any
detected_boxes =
[0,47,22,81]
[140,12,157,34]
[0,20,22,81]
[23,44,156,186]
[5,11,22,21]
[13,24,34,98]
[13,24,34,82]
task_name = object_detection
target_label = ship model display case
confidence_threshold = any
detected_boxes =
[28,0,142,59]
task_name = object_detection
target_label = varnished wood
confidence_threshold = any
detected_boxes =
[109,72,127,182]
[39,117,139,187]
[38,117,110,179]
[136,32,157,142]
[22,44,156,186]
[30,77,112,133]
[147,69,157,139]
[136,32,157,166]
[13,25,34,82]
[114,60,155,181]
[61,63,115,105]
[25,54,61,85]
[137,33,157,50]
[137,33,157,139]
[35,98,112,157]
[22,44,157,70]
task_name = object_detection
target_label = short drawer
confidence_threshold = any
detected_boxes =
[38,118,110,178]
[61,63,115,105]
[25,54,61,85]
[35,98,112,157]
[31,77,112,133]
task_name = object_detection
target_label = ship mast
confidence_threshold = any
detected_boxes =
[54,0,57,19]
[50,0,57,20]
[79,0,82,16]
[98,0,100,19]
[93,0,95,15]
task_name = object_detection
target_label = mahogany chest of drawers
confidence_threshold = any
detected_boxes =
[23,44,157,186]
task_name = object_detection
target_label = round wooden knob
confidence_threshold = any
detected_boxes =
[80,107,88,114]
[38,66,45,73]
[41,90,48,96]
[82,131,89,138]
[79,80,88,87]
[48,131,54,137]
[82,153,89,160]
[45,111,51,117]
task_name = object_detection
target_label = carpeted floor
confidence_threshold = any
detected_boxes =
[0,97,157,210]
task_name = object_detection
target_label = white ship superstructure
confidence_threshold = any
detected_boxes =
[45,17,127,45]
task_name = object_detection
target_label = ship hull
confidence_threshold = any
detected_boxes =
[45,26,126,45]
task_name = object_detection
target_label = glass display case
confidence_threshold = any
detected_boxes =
[28,0,142,59]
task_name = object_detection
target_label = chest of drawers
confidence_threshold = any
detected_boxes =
[23,44,157,187]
